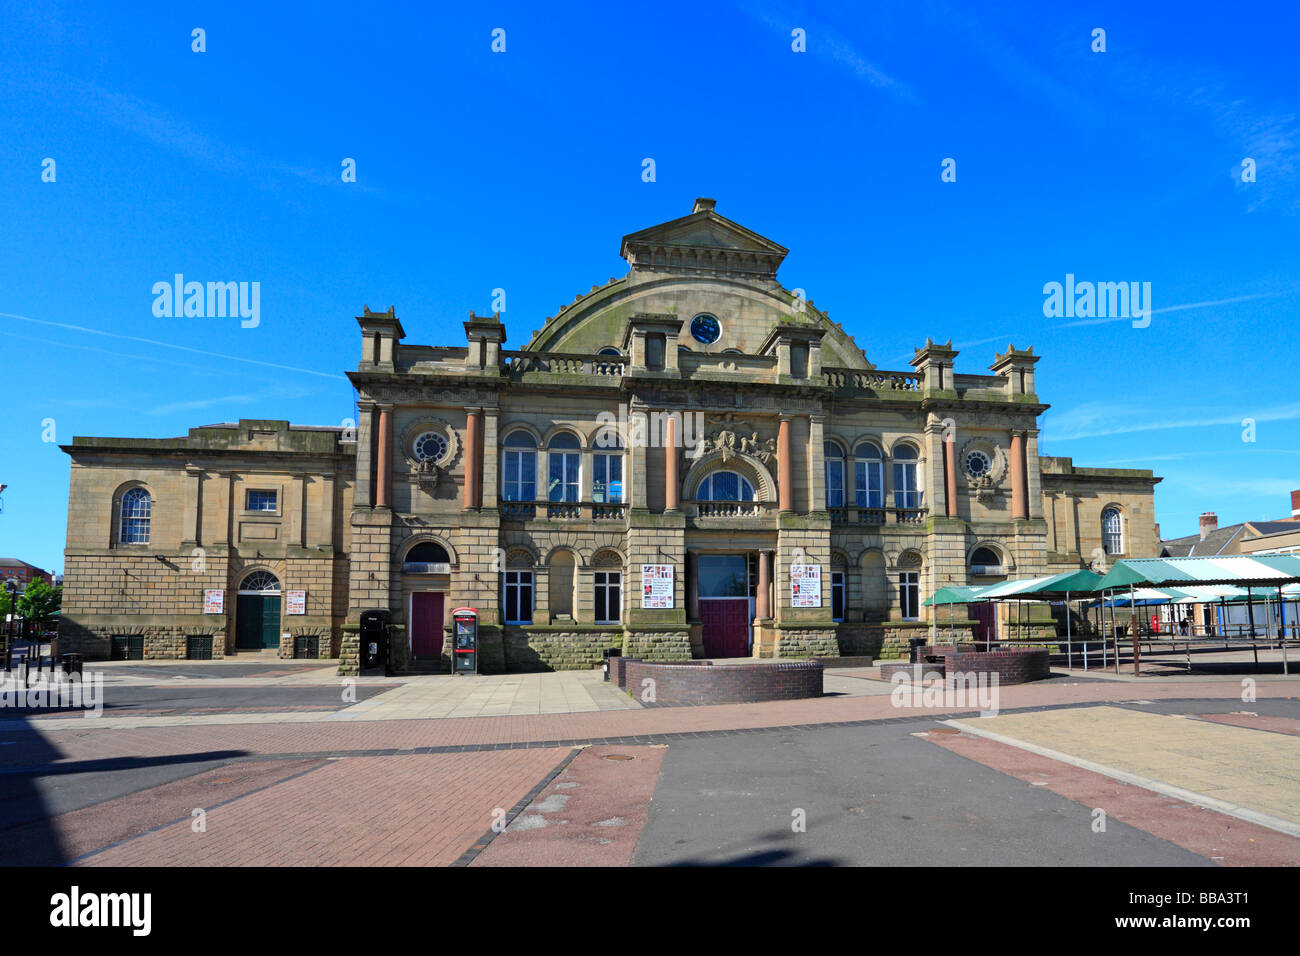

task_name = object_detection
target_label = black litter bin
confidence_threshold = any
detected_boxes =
[908,637,928,663]
[601,647,621,682]
[60,654,83,677]
[359,609,391,673]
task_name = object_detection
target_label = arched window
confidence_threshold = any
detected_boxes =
[502,430,537,501]
[119,487,152,544]
[239,570,281,593]
[592,428,623,503]
[547,432,581,503]
[892,444,922,509]
[1102,507,1124,555]
[854,443,884,510]
[697,471,755,502]
[405,542,450,565]
[970,547,1002,575]
[824,441,845,508]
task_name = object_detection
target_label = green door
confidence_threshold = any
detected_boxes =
[236,594,281,649]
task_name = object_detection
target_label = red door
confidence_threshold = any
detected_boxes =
[700,599,750,658]
[411,593,444,660]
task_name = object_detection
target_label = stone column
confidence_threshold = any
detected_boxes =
[777,416,793,512]
[464,408,482,509]
[298,474,309,548]
[943,436,958,517]
[756,550,772,620]
[1010,431,1027,519]
[376,405,393,510]
[182,465,202,547]
[317,475,335,550]
[664,414,679,511]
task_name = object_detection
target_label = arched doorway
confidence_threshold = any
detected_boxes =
[404,541,449,663]
[236,570,282,650]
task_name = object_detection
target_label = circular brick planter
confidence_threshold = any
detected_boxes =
[880,644,1050,685]
[620,659,823,706]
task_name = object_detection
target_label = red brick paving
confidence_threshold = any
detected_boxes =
[922,730,1300,866]
[79,749,569,867]
[473,745,667,867]
[14,679,1296,773]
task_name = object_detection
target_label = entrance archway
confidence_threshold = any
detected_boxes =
[236,570,282,650]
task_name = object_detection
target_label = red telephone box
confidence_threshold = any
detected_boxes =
[452,607,479,675]
[1150,613,1160,634]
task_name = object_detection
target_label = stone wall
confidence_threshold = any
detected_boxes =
[773,626,839,658]
[502,626,622,671]
[622,629,693,662]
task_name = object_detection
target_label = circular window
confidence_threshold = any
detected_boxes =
[413,431,448,463]
[690,313,721,344]
[965,450,992,478]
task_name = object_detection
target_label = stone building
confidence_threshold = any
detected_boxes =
[58,199,1161,670]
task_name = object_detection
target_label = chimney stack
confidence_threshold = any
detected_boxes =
[1291,489,1300,520]
[1199,512,1218,540]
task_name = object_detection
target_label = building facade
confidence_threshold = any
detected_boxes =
[58,199,1161,670]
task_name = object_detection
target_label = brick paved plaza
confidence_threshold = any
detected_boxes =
[3,659,1298,867]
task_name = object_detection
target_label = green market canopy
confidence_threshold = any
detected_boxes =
[1095,554,1300,590]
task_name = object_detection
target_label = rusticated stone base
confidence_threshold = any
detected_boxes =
[337,630,359,676]
[833,624,884,658]
[623,629,693,662]
[55,622,228,660]
[774,627,840,659]
[878,623,979,660]
[503,627,624,672]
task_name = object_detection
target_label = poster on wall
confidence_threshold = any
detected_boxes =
[203,589,224,614]
[790,565,821,608]
[287,590,307,615]
[640,564,674,609]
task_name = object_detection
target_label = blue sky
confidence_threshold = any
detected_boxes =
[2,1,1298,574]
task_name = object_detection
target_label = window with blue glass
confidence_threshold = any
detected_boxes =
[246,489,277,512]
[892,444,922,509]
[547,432,581,502]
[690,313,721,344]
[502,430,537,501]
[592,429,623,503]
[697,470,754,501]
[854,442,884,509]
[824,441,845,508]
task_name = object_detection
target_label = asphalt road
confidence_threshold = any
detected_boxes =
[633,713,1212,866]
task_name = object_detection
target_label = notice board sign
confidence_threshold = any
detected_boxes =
[790,565,821,608]
[287,590,307,615]
[203,589,224,614]
[641,564,674,609]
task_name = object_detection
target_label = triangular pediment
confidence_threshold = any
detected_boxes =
[620,199,788,279]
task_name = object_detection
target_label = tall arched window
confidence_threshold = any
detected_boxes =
[854,442,883,509]
[892,444,922,509]
[1102,507,1124,555]
[592,428,623,503]
[824,441,845,508]
[502,430,537,501]
[697,471,755,501]
[119,487,152,544]
[970,547,1002,575]
[547,432,581,502]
